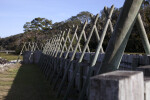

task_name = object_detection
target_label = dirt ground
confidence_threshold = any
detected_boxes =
[0,64,62,100]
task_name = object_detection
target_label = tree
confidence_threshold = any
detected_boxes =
[23,22,31,32]
[23,17,52,32]
[76,11,92,23]
[142,0,150,8]
[52,11,93,34]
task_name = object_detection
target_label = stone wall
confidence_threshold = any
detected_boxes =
[23,51,150,100]
[23,51,150,89]
[23,50,42,64]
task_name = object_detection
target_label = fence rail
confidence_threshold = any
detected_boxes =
[0,50,15,54]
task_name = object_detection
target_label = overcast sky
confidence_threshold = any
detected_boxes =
[0,0,124,38]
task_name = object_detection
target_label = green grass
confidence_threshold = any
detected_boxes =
[0,64,62,100]
[0,53,22,61]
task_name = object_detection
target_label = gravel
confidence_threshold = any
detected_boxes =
[0,57,18,72]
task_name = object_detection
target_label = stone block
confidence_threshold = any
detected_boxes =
[33,50,42,64]
[83,53,91,63]
[137,65,150,76]
[144,77,150,100]
[90,71,144,100]
[23,51,32,64]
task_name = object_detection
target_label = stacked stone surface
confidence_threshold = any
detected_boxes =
[0,57,9,64]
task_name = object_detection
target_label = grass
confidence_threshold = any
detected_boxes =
[0,64,62,100]
[0,53,22,61]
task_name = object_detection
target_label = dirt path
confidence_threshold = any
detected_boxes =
[0,64,61,100]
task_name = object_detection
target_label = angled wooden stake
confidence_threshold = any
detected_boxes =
[55,21,88,97]
[136,13,150,54]
[78,5,114,100]
[98,0,143,73]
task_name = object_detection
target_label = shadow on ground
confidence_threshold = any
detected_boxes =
[4,64,61,100]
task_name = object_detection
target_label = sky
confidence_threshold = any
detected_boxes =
[0,0,124,38]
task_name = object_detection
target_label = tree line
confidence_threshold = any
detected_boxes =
[1,1,150,53]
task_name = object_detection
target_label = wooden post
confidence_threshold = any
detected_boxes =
[98,0,143,74]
